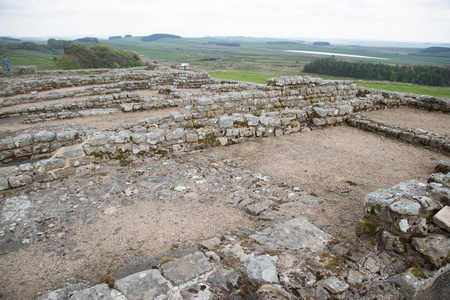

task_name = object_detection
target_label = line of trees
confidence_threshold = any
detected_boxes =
[303,58,449,87]
[7,39,73,55]
[59,44,142,70]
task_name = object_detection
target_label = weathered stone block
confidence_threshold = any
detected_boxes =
[8,175,33,188]
[69,283,112,300]
[160,251,212,285]
[411,234,450,268]
[40,157,65,172]
[244,255,279,284]
[433,206,450,232]
[165,128,184,141]
[14,134,33,147]
[34,131,56,142]
[0,176,9,190]
[56,130,78,142]
[114,269,169,299]
[90,134,109,146]
[69,156,91,167]
[63,145,83,159]
[54,167,76,179]
[219,116,234,128]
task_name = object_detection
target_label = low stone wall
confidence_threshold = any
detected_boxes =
[0,69,214,97]
[0,65,37,77]
[358,159,450,297]
[358,87,450,112]
[346,114,450,156]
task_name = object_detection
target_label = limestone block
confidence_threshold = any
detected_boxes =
[160,251,212,285]
[38,283,90,300]
[411,234,450,268]
[63,145,83,159]
[146,129,165,145]
[256,284,291,300]
[130,133,146,144]
[319,277,349,294]
[381,230,406,253]
[198,97,214,105]
[0,138,15,150]
[34,131,56,142]
[165,128,185,141]
[312,118,326,126]
[113,131,131,144]
[207,268,239,291]
[70,156,91,167]
[40,158,65,172]
[70,284,112,300]
[8,175,33,188]
[219,116,234,128]
[56,130,78,142]
[200,237,222,250]
[14,134,33,147]
[435,159,450,174]
[90,134,109,146]
[0,176,10,190]
[433,206,450,232]
[244,255,279,284]
[347,270,363,286]
[249,217,331,253]
[388,265,450,298]
[54,167,76,179]
[186,132,199,143]
[389,198,421,216]
[114,269,169,299]
[244,114,260,126]
[19,163,34,172]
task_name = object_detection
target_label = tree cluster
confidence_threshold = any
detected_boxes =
[7,39,72,55]
[59,44,142,70]
[303,58,449,87]
[141,34,181,42]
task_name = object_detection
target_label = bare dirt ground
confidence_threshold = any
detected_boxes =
[212,124,448,239]
[1,85,449,299]
[368,107,450,136]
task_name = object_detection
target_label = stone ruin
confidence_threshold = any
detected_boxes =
[0,65,449,299]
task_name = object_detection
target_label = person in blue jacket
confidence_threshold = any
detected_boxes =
[3,56,10,71]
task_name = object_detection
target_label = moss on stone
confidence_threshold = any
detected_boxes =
[410,261,429,279]
[357,218,380,239]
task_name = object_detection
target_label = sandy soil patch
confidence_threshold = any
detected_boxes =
[368,107,450,136]
[212,125,447,239]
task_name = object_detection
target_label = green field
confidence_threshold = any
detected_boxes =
[1,36,449,97]
[356,81,450,98]
[209,71,279,84]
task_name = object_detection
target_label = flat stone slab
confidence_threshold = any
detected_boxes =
[160,251,213,285]
[411,234,450,268]
[244,255,279,284]
[70,283,113,300]
[249,217,331,253]
[114,269,169,299]
[433,206,450,232]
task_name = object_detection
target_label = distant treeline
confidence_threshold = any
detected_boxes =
[420,47,450,54]
[7,39,73,54]
[141,34,181,42]
[59,44,142,70]
[303,58,449,87]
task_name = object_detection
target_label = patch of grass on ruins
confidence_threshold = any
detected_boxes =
[209,71,279,84]
[356,81,450,98]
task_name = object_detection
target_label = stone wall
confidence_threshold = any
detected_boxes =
[0,65,37,77]
[1,74,449,191]
[347,114,450,156]
[358,159,450,297]
[0,69,214,97]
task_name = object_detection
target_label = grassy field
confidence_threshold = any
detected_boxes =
[209,71,279,84]
[1,36,449,97]
[356,81,450,98]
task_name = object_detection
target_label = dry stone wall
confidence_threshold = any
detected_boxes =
[0,65,37,77]
[1,71,449,192]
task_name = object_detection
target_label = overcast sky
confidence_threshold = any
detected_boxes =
[0,0,449,43]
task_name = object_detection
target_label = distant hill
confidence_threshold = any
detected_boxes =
[74,37,99,44]
[267,41,301,45]
[124,35,132,38]
[313,42,330,46]
[0,37,21,42]
[421,47,450,54]
[202,42,240,47]
[141,34,181,42]
[109,36,122,40]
